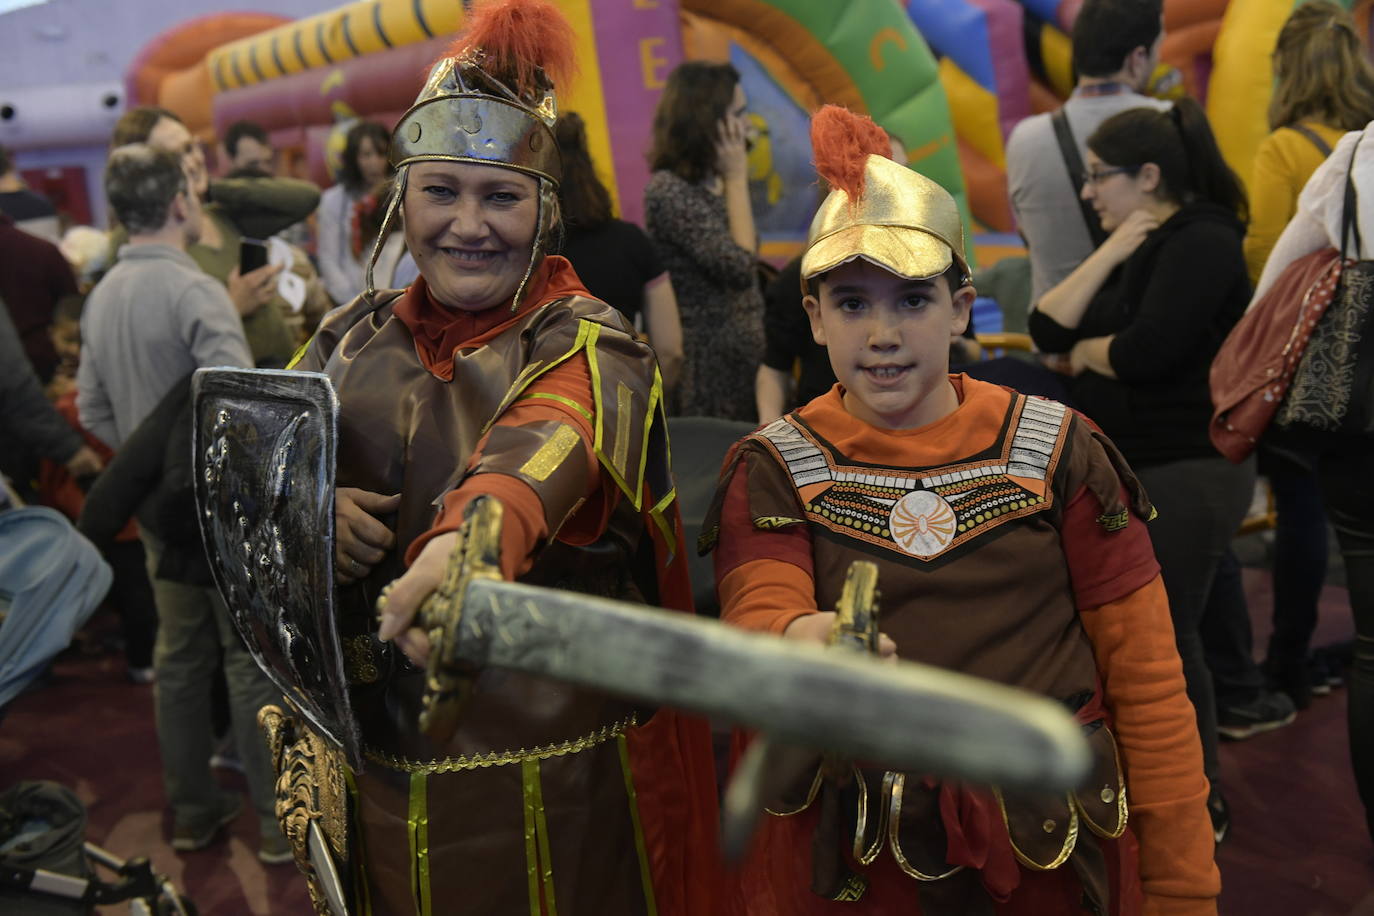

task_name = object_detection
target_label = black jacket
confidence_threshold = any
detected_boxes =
[77,374,210,585]
[1029,201,1251,467]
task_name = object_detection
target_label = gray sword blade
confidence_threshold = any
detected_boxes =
[449,580,1090,793]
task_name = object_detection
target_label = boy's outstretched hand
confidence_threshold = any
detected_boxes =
[783,611,899,662]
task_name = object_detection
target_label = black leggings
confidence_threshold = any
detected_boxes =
[1315,436,1374,842]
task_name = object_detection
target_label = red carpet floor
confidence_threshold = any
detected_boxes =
[1,568,1370,914]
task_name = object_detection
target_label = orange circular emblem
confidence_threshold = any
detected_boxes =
[888,490,957,557]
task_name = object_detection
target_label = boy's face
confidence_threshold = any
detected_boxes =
[804,259,973,430]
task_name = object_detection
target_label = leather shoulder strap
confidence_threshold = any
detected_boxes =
[1051,108,1108,248]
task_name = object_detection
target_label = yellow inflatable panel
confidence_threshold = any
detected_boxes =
[1207,0,1298,195]
[939,58,1004,170]
[208,0,464,91]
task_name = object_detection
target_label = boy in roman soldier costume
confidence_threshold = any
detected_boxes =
[702,107,1219,915]
[284,1,718,911]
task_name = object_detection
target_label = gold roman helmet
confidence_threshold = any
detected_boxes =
[366,0,572,308]
[801,106,969,288]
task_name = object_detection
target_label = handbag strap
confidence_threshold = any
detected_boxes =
[1051,108,1108,248]
[1287,123,1334,158]
[1343,133,1363,261]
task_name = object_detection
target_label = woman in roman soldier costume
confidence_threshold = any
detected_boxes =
[288,1,718,911]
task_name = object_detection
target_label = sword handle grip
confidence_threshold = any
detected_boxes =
[828,560,881,655]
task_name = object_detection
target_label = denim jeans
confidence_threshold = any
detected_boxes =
[141,532,281,836]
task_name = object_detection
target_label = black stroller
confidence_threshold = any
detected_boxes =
[0,782,195,915]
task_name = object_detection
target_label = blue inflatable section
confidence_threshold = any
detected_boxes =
[904,0,994,88]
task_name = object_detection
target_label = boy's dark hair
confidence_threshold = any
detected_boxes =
[804,260,969,299]
[647,61,740,184]
[554,112,614,229]
[224,120,269,158]
[1072,0,1163,79]
[1088,97,1248,224]
[111,106,181,147]
[104,145,186,235]
[339,121,391,192]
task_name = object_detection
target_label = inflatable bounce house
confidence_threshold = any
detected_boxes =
[3,0,1372,262]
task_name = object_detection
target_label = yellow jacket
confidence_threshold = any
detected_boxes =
[1243,122,1347,284]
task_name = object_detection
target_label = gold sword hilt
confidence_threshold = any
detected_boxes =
[411,496,505,745]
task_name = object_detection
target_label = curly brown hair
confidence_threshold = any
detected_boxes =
[1269,1,1374,132]
[646,61,739,184]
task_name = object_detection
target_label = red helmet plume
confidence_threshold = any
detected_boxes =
[449,0,577,97]
[810,105,891,202]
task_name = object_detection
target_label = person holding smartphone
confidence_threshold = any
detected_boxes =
[108,107,319,368]
[644,62,764,421]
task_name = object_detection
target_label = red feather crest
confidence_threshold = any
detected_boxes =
[450,0,577,97]
[810,105,891,202]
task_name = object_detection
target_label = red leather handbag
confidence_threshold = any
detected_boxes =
[1209,247,1343,462]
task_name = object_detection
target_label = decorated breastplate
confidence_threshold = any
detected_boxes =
[756,395,1070,563]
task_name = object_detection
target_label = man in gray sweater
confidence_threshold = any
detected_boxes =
[76,144,289,865]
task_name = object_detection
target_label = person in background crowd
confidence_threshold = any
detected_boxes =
[110,106,318,368]
[1252,122,1374,844]
[555,111,683,394]
[36,294,158,684]
[1244,0,1374,282]
[317,120,392,305]
[645,61,764,420]
[1242,0,1374,710]
[75,144,288,865]
[0,197,77,384]
[222,120,275,176]
[1029,99,1288,841]
[0,144,61,244]
[0,297,102,501]
[1007,0,1169,305]
[351,177,418,291]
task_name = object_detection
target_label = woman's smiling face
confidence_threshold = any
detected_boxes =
[403,161,540,312]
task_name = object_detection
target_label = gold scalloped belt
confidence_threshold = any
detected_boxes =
[362,715,637,775]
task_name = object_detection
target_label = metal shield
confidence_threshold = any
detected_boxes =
[192,367,361,770]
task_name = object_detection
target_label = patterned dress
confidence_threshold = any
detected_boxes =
[644,170,764,420]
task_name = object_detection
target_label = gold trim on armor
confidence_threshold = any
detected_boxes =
[763,765,824,817]
[521,758,559,915]
[853,768,888,866]
[1076,727,1128,839]
[991,786,1080,871]
[754,516,805,530]
[613,381,634,478]
[617,733,660,916]
[343,635,380,684]
[407,772,433,915]
[886,773,965,881]
[519,423,582,482]
[363,716,636,774]
[519,391,594,421]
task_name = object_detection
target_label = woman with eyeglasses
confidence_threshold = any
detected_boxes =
[1028,96,1253,838]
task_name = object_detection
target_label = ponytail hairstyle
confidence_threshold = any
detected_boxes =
[553,112,614,229]
[1268,0,1374,132]
[1087,97,1248,224]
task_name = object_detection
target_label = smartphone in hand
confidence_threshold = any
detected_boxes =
[240,237,269,274]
